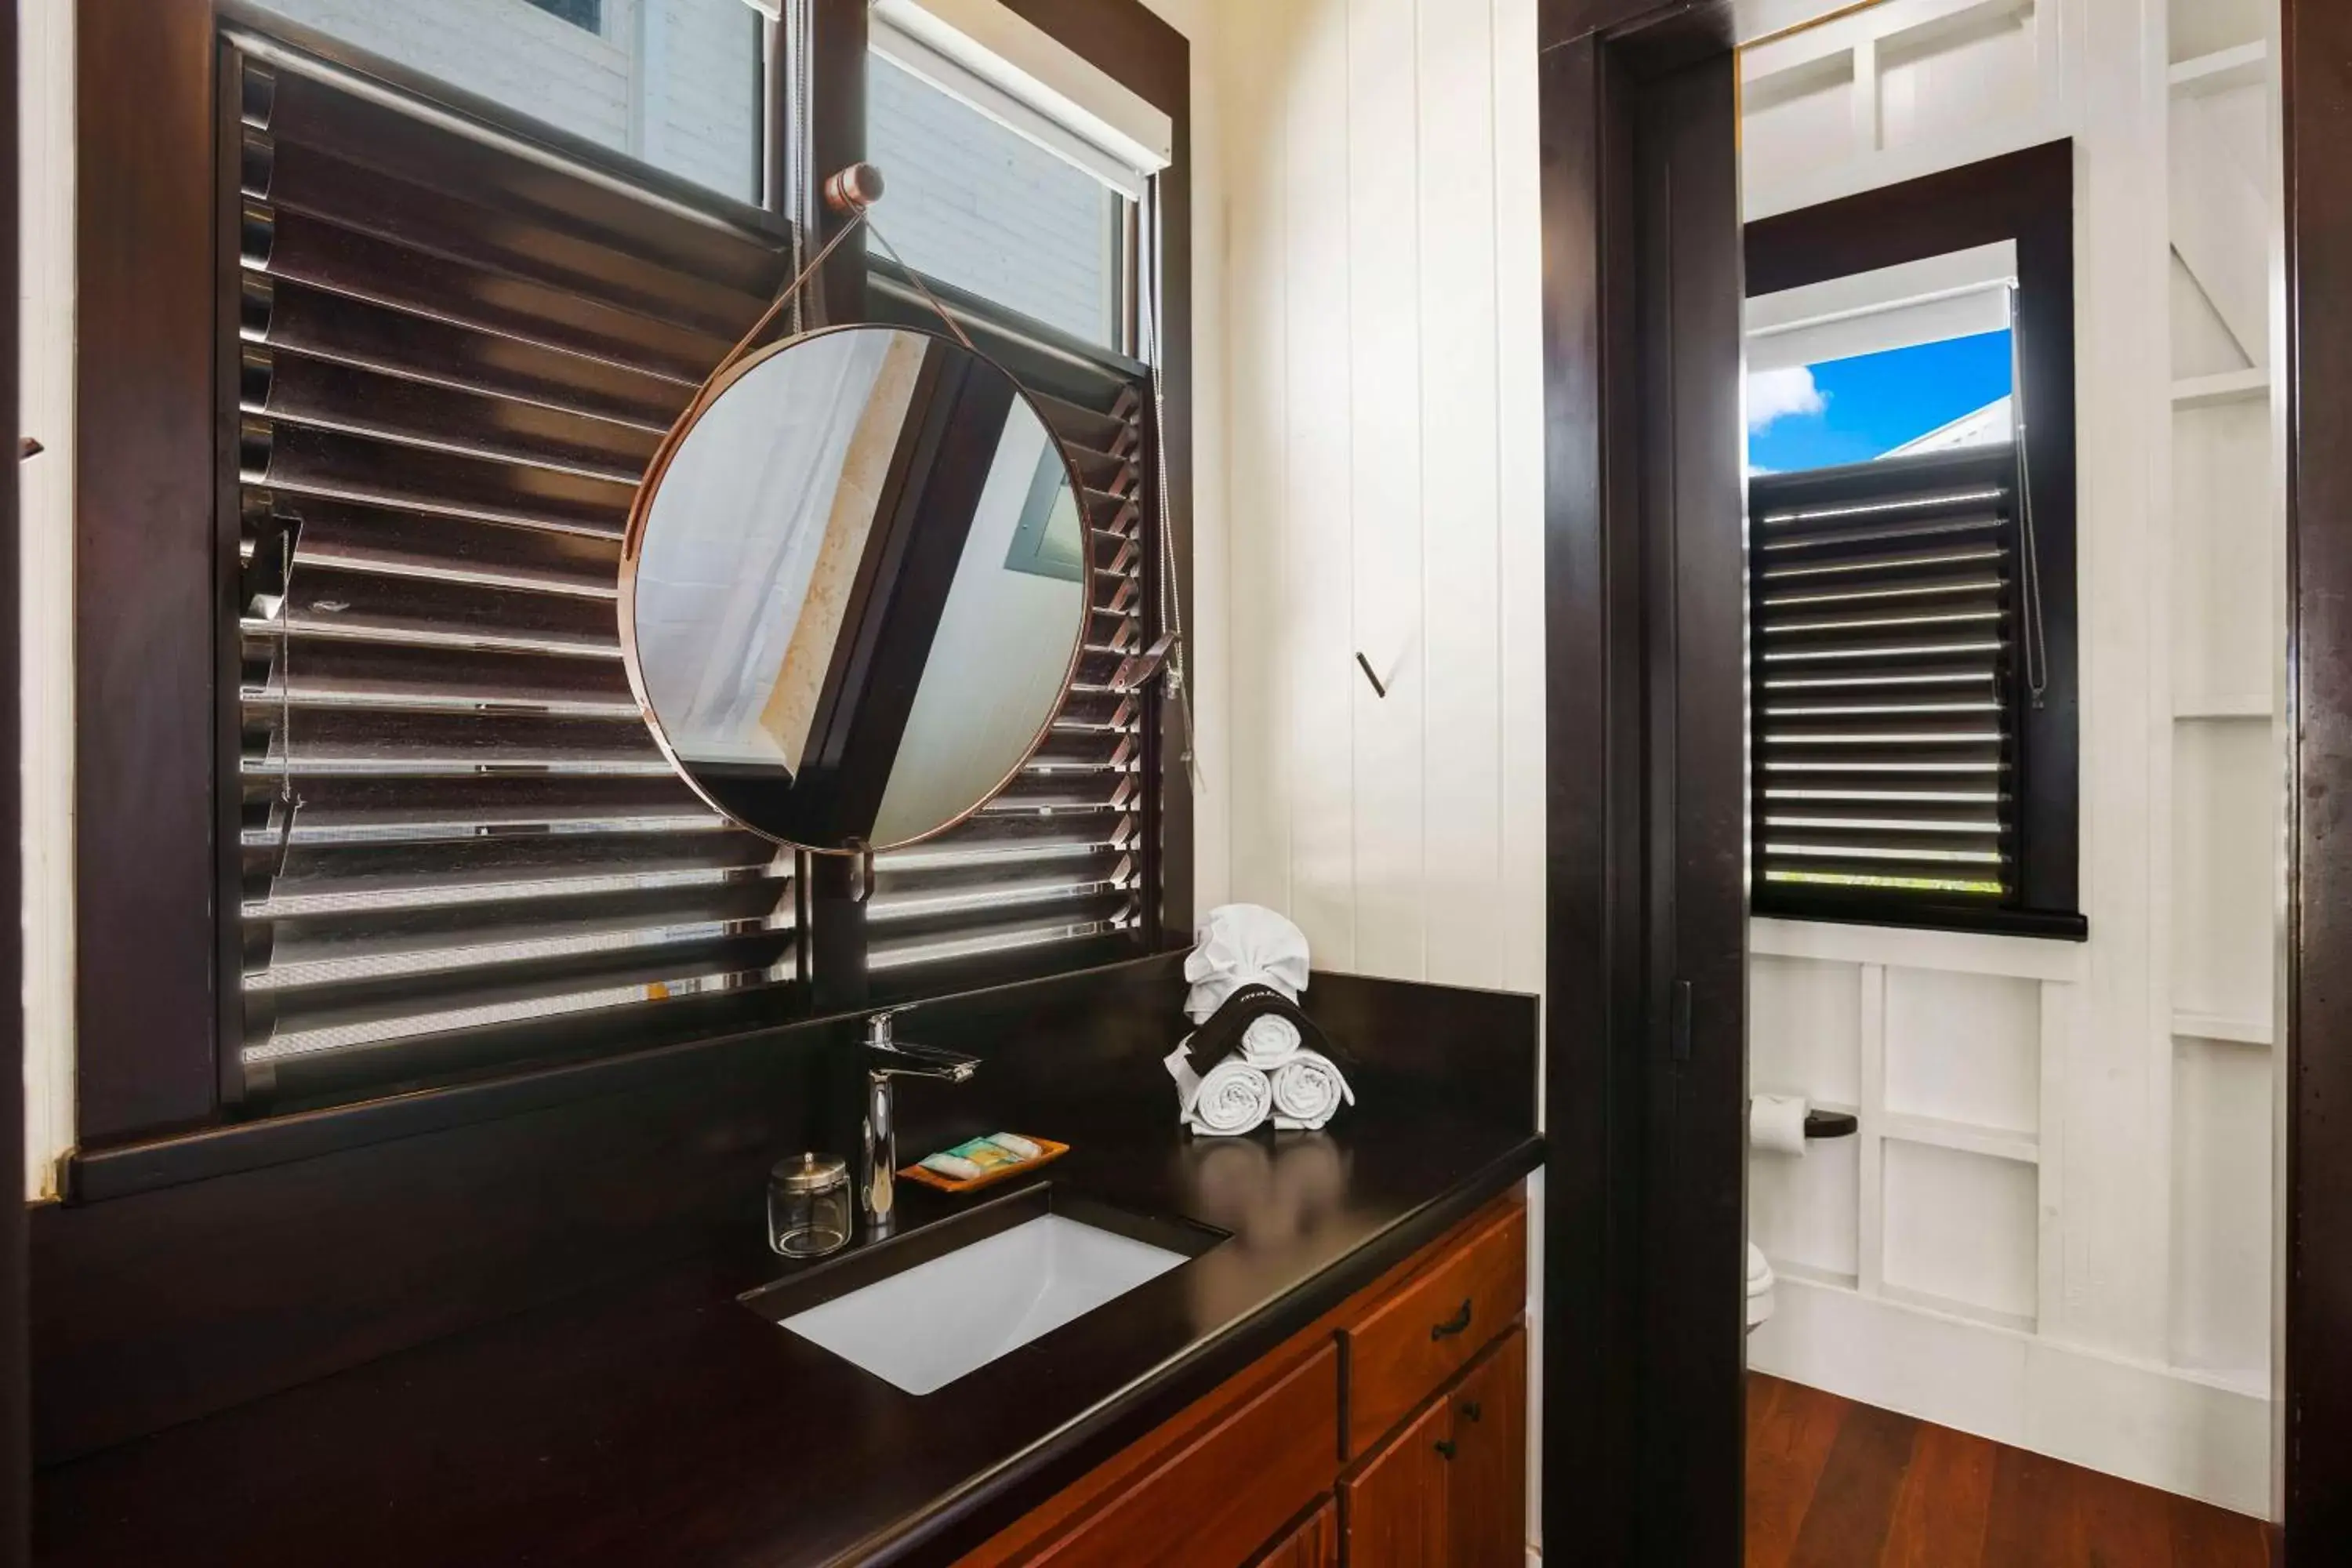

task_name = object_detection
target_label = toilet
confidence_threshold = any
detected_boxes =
[1746,1242,1776,1332]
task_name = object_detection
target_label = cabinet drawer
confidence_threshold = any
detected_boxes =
[1341,1203,1526,1455]
[1024,1343,1340,1568]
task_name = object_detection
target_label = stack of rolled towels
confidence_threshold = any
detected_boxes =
[1164,904,1356,1137]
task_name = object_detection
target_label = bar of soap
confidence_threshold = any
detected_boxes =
[920,1152,985,1181]
[987,1132,1043,1160]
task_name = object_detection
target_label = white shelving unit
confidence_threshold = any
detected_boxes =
[2161,0,2279,1396]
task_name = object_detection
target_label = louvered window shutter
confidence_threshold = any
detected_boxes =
[230,42,805,1099]
[860,263,1152,995]
[1748,445,2024,916]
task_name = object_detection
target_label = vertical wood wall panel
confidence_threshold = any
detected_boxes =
[1277,0,1359,968]
[1211,0,1544,995]
[1222,0,1294,923]
[1417,0,1507,991]
[1494,0,1548,1003]
[1345,0,1427,979]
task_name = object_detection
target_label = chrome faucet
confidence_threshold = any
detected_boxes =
[858,1006,978,1236]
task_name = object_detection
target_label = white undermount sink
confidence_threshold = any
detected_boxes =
[779,1212,1192,1396]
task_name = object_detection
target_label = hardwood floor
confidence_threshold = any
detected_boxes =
[1746,1374,2273,1567]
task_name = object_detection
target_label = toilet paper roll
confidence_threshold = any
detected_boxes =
[1750,1092,1809,1156]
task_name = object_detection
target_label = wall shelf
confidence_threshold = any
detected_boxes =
[2173,1010,2272,1046]
[2172,368,2270,407]
[2169,42,2268,96]
[1880,1111,2039,1166]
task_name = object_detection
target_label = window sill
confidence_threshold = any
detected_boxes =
[1751,911,2089,984]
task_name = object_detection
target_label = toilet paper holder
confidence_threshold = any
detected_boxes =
[1803,1109,1858,1139]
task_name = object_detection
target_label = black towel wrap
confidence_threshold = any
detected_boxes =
[1179,985,1355,1073]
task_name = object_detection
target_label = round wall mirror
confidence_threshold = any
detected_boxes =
[620,324,1089,853]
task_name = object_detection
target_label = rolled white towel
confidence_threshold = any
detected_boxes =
[1164,1043,1273,1137]
[1237,1013,1301,1069]
[1185,903,1313,1023]
[1269,1049,1355,1131]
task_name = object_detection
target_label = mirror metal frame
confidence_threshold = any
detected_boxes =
[617,321,1095,856]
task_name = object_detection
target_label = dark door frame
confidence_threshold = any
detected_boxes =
[1537,2,1746,1560]
[2281,0,2352,1555]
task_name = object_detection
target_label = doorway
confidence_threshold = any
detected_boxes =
[1534,0,2352,1560]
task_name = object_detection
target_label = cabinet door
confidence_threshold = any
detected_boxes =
[1446,1327,1527,1566]
[1341,1393,1451,1568]
[1012,1344,1337,1568]
[1250,1496,1338,1567]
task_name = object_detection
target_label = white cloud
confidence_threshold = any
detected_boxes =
[1746,365,1826,432]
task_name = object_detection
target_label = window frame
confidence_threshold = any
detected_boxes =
[67,0,1193,1156]
[860,38,1142,354]
[1743,140,2085,941]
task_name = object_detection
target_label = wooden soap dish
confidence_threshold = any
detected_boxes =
[898,1135,1069,1195]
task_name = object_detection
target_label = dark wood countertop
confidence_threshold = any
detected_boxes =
[35,1115,1541,1566]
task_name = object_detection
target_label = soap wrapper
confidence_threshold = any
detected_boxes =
[920,1134,1044,1180]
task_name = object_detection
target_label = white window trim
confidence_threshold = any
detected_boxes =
[869,0,1171,203]
[1747,239,2019,372]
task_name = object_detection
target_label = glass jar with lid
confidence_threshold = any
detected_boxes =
[768,1152,851,1258]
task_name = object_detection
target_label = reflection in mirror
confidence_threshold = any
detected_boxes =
[622,325,1087,852]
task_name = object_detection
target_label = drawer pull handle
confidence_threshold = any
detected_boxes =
[1435,1438,1457,1461]
[1430,1298,1473,1341]
[1461,1399,1483,1423]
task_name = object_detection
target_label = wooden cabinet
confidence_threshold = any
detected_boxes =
[1443,1327,1529,1566]
[1339,1200,1528,1457]
[1249,1497,1340,1567]
[1341,1390,1452,1566]
[960,1187,1526,1568]
[1340,1327,1526,1568]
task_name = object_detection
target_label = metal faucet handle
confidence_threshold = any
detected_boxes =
[862,1003,920,1048]
[865,1038,978,1083]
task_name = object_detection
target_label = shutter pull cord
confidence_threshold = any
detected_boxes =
[1140,172,1202,795]
[2009,284,2049,710]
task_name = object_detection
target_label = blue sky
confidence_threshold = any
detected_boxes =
[1747,328,2014,473]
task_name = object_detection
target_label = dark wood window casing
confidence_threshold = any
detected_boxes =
[71,0,1192,1145]
[1744,140,2085,941]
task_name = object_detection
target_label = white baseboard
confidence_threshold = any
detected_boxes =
[1749,1275,2271,1518]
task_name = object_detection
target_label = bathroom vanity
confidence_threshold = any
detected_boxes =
[31,961,1539,1565]
[953,1186,1528,1567]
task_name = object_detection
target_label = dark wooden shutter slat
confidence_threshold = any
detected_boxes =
[251,61,786,295]
[1751,445,2024,907]
[249,207,730,381]
[249,133,770,339]
[247,348,662,476]
[249,278,686,428]
[230,42,797,1097]
[861,263,1150,993]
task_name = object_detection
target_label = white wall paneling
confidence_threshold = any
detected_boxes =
[1882,1138,2041,1327]
[1737,0,2067,220]
[1748,953,1862,1106]
[1755,1272,2273,1513]
[1210,0,1544,994]
[2169,0,2269,68]
[1883,967,2040,1134]
[2171,720,2276,1033]
[1743,0,2284,1516]
[20,0,75,1201]
[2169,1034,2273,1380]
